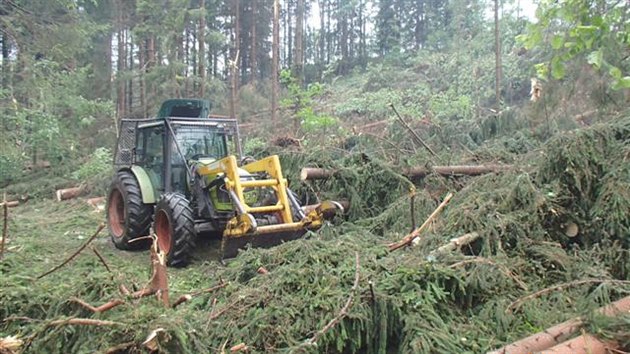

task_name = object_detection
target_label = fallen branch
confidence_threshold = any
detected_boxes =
[48,318,122,327]
[0,201,19,208]
[36,223,106,280]
[55,186,84,201]
[130,288,157,299]
[449,256,528,291]
[71,297,125,313]
[429,232,480,256]
[302,252,360,347]
[209,297,245,321]
[403,164,511,178]
[506,279,630,313]
[104,341,136,354]
[390,103,437,157]
[171,282,228,308]
[388,192,454,251]
[490,295,630,354]
[91,246,111,273]
[230,343,249,352]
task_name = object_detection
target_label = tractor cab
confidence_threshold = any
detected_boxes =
[115,99,242,197]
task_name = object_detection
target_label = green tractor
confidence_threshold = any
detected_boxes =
[106,99,338,266]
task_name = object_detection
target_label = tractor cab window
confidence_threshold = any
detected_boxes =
[172,125,228,162]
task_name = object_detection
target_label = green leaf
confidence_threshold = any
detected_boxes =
[587,50,603,69]
[535,63,549,79]
[608,66,622,80]
[551,57,565,79]
[551,35,564,49]
[613,77,630,89]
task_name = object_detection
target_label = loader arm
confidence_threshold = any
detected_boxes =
[196,155,338,258]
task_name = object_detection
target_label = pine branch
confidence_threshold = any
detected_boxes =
[36,223,106,280]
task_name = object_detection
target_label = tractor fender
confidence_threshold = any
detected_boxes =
[122,166,157,204]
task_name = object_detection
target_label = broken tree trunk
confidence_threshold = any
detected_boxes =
[429,232,480,255]
[150,240,169,307]
[489,295,630,354]
[56,187,83,201]
[388,192,453,251]
[300,165,510,181]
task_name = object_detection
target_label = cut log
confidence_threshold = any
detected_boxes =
[86,196,106,212]
[300,165,510,181]
[56,187,83,201]
[544,333,619,354]
[302,200,350,214]
[300,168,335,181]
[0,201,19,208]
[488,295,630,354]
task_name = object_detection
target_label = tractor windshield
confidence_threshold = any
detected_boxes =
[173,125,228,162]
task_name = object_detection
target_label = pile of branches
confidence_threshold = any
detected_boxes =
[1,118,629,353]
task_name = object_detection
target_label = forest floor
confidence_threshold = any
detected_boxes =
[1,116,630,353]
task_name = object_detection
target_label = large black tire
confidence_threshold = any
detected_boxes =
[106,171,153,250]
[154,193,196,267]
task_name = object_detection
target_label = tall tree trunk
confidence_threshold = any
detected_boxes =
[494,0,502,109]
[293,0,304,84]
[229,0,240,118]
[319,0,325,68]
[234,0,240,87]
[272,0,280,123]
[198,0,206,98]
[326,0,332,64]
[249,0,257,84]
[139,38,146,117]
[287,0,293,68]
[339,8,348,74]
[116,0,126,121]
[1,34,10,90]
[127,34,133,116]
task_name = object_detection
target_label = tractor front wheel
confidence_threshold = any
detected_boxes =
[154,193,196,267]
[106,171,153,250]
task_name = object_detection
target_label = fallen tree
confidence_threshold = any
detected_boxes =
[300,164,510,181]
[489,295,630,354]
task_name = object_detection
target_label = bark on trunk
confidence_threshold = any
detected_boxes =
[489,295,630,354]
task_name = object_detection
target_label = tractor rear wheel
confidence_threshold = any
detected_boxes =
[106,171,153,250]
[154,193,196,267]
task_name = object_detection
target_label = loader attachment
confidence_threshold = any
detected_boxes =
[197,155,341,259]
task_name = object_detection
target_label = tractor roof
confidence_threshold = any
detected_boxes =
[157,99,212,119]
